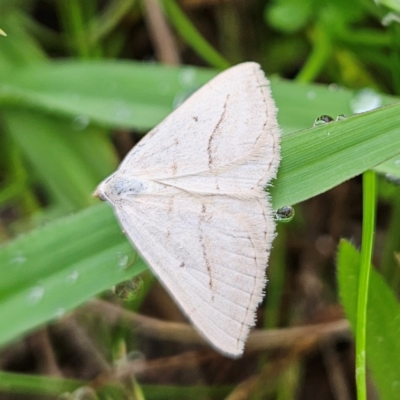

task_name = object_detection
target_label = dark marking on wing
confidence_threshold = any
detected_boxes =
[256,199,268,242]
[192,116,198,122]
[198,204,214,298]
[207,95,230,169]
[200,203,213,223]
[179,262,185,268]
[201,237,213,292]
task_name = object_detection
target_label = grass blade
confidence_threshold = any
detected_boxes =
[337,240,400,400]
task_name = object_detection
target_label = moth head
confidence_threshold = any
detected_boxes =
[94,174,146,204]
[93,180,110,202]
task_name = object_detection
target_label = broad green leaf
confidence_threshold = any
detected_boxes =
[0,62,215,131]
[337,240,400,400]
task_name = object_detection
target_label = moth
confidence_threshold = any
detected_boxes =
[95,62,281,357]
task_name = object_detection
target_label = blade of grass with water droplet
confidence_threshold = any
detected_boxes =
[272,100,400,208]
[0,203,146,347]
[0,61,395,132]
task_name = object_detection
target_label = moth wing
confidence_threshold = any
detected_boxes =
[116,62,280,196]
[97,62,281,356]
[115,192,274,357]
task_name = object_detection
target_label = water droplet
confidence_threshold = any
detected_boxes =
[355,366,364,378]
[11,252,26,267]
[350,88,382,113]
[113,101,133,122]
[386,174,400,185]
[116,252,130,270]
[313,115,334,127]
[113,278,143,300]
[72,115,90,130]
[306,91,317,100]
[275,206,295,222]
[65,270,79,285]
[127,350,145,362]
[71,387,98,400]
[328,83,342,91]
[395,159,400,167]
[358,350,365,360]
[335,114,346,121]
[382,12,400,26]
[179,68,197,87]
[27,286,44,305]
[54,307,66,319]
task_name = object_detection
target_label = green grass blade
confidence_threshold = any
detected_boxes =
[160,0,230,69]
[57,0,92,59]
[0,11,46,75]
[272,102,400,209]
[337,240,400,400]
[87,0,137,44]
[3,110,117,211]
[0,362,230,399]
[356,171,377,400]
[0,203,147,347]
[0,61,397,135]
[0,371,84,396]
[0,62,216,131]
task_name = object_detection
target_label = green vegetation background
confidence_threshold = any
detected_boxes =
[0,0,400,399]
